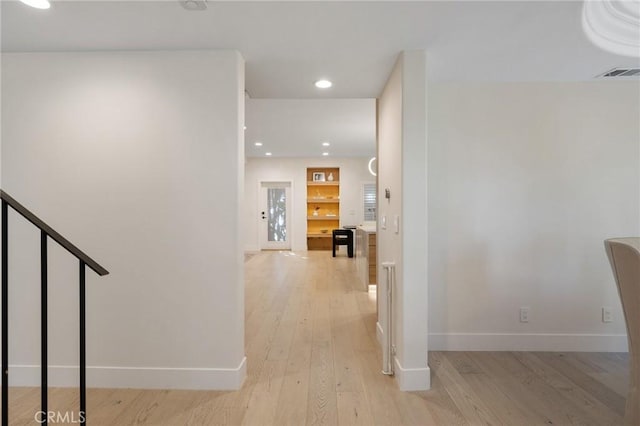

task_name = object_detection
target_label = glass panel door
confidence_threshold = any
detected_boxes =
[267,187,287,242]
[260,182,292,250]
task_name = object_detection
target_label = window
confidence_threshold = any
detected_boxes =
[363,183,377,221]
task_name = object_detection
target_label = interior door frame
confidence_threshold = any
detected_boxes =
[258,180,294,250]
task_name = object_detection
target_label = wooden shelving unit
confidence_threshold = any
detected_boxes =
[307,167,340,250]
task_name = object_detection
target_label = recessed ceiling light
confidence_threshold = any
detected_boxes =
[254,142,263,147]
[265,152,272,156]
[19,0,50,9]
[322,152,329,156]
[322,142,330,147]
[244,126,247,130]
[315,80,333,89]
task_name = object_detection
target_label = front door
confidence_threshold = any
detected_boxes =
[259,182,292,250]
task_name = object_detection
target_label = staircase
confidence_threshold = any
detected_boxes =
[1,190,109,426]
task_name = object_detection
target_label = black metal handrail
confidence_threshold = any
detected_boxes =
[1,190,109,426]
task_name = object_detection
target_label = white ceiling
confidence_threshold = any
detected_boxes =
[2,0,638,157]
[3,1,638,98]
[246,99,376,158]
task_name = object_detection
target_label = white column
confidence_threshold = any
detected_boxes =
[377,50,429,391]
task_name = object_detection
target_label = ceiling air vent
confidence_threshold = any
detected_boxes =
[598,67,640,78]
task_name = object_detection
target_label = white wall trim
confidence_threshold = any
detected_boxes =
[393,357,431,391]
[380,323,432,392]
[9,356,247,390]
[429,333,628,352]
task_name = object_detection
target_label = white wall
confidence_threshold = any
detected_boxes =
[244,157,374,251]
[428,81,640,351]
[377,51,430,391]
[1,50,246,389]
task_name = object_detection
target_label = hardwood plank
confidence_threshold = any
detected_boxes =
[305,340,338,426]
[331,292,367,393]
[272,278,314,426]
[514,352,623,425]
[154,392,208,426]
[413,374,468,426]
[473,352,602,425]
[182,392,244,426]
[589,372,630,397]
[5,387,40,426]
[273,370,311,426]
[88,388,144,426]
[444,351,546,425]
[429,351,503,425]
[575,353,631,396]
[389,390,440,426]
[109,389,172,425]
[536,352,627,417]
[241,391,278,426]
[242,360,287,426]
[355,349,405,426]
[336,391,374,426]
[575,352,628,376]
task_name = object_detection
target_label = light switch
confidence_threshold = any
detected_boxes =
[394,215,400,234]
[381,215,387,230]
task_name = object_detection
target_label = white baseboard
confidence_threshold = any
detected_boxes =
[429,333,628,352]
[393,357,431,391]
[9,356,247,390]
[377,322,431,391]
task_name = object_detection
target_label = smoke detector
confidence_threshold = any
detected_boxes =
[597,67,640,78]
[180,0,207,11]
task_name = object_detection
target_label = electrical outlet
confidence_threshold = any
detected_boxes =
[602,307,613,323]
[520,307,530,323]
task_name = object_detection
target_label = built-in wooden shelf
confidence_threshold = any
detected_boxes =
[307,198,339,203]
[307,167,340,251]
[307,181,340,186]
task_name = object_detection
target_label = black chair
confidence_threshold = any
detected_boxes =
[332,229,353,258]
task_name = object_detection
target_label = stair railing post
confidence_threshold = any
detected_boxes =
[2,200,9,426]
[79,260,86,425]
[41,231,48,425]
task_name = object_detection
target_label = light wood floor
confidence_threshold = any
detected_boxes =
[4,251,630,425]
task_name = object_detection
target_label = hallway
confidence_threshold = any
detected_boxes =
[4,251,629,425]
[242,251,399,426]
[240,252,629,426]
